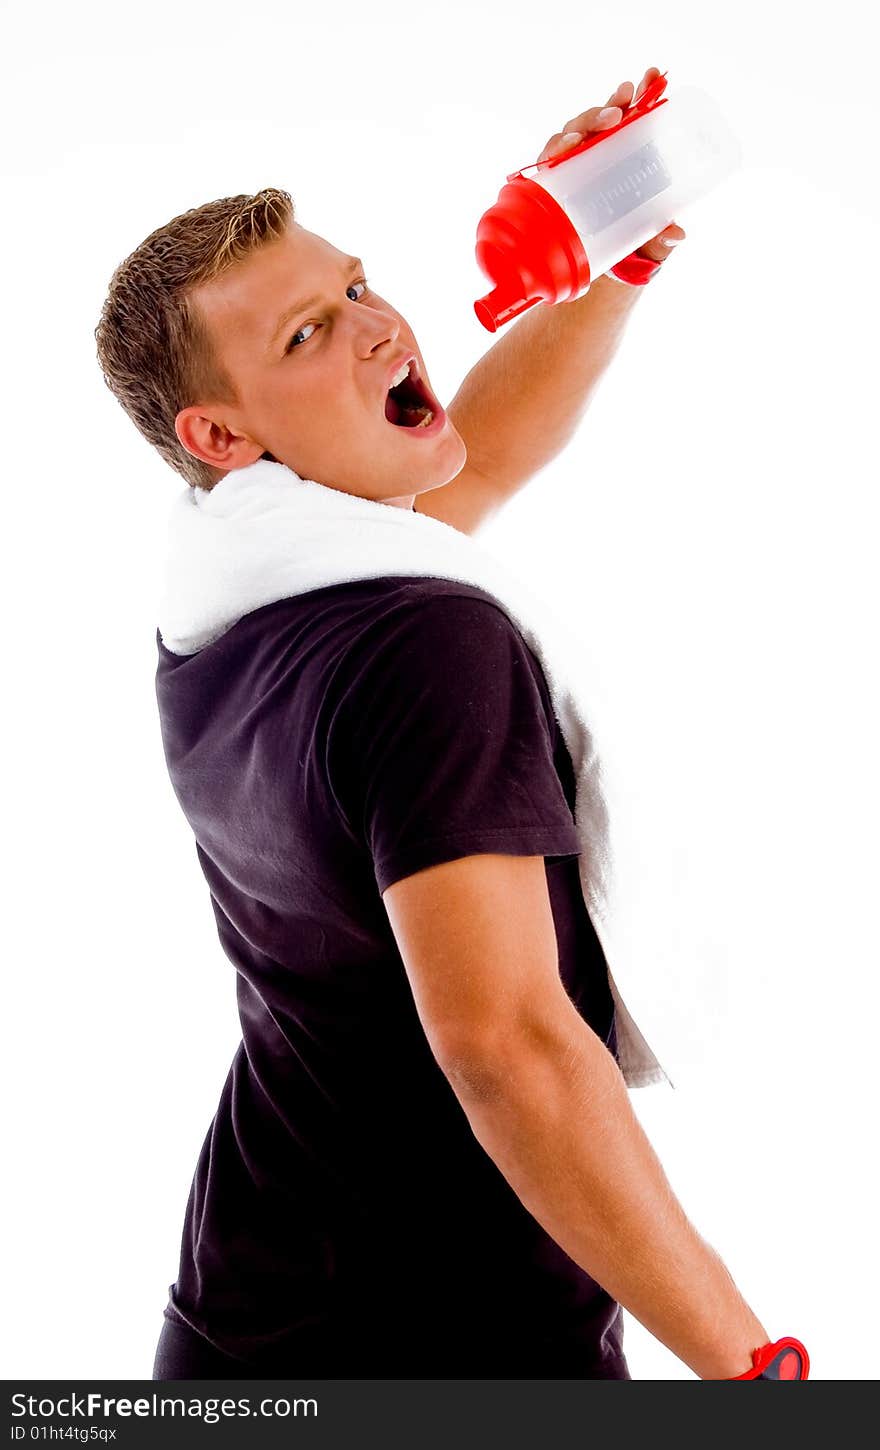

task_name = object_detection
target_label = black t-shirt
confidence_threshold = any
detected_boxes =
[154,575,623,1375]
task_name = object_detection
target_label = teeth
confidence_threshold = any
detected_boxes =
[389,361,411,389]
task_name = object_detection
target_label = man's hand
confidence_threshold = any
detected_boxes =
[535,66,686,267]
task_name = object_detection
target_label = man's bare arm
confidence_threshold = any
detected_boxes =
[383,852,768,1380]
[444,1002,768,1379]
[416,272,643,535]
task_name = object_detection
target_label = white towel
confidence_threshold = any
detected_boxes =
[157,456,673,1090]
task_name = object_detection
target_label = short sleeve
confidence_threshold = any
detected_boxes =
[329,591,582,894]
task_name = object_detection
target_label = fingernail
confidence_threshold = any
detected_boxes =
[598,107,620,120]
[559,132,582,146]
[661,235,682,246]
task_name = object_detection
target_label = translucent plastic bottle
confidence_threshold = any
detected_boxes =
[474,72,742,331]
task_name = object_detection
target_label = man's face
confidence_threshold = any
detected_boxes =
[180,223,468,508]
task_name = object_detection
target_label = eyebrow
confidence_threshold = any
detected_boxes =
[266,255,364,353]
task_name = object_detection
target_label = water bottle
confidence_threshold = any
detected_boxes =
[473,72,742,331]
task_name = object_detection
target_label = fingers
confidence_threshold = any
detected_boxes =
[634,66,663,102]
[633,221,686,263]
[559,64,663,138]
[560,102,622,136]
[538,66,665,165]
[606,80,634,109]
[539,103,620,162]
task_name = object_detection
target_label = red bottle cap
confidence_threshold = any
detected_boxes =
[474,72,670,332]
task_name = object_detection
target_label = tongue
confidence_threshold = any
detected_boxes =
[399,404,432,427]
[386,393,433,427]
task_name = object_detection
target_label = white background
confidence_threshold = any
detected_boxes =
[2,0,877,1382]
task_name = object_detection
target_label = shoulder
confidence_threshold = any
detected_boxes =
[342,574,539,659]
[335,577,550,711]
[323,580,578,888]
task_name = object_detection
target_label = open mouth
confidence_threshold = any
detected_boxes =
[384,365,437,429]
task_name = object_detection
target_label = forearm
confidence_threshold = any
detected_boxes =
[447,1006,768,1379]
[446,273,643,500]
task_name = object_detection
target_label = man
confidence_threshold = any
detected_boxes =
[96,70,796,1381]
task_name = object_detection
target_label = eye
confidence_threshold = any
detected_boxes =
[286,279,369,352]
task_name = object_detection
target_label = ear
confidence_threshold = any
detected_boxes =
[175,404,266,472]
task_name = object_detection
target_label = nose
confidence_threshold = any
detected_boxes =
[354,300,401,360]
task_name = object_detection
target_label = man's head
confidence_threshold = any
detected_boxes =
[95,188,467,507]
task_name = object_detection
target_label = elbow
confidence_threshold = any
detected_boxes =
[437,1002,603,1107]
[440,1052,513,1105]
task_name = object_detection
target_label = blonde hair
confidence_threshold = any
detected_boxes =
[95,188,294,491]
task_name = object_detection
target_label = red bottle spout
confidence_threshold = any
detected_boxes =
[473,176,591,333]
[473,282,540,333]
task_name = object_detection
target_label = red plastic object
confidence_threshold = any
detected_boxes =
[608,250,663,287]
[731,1337,810,1380]
[474,73,670,330]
